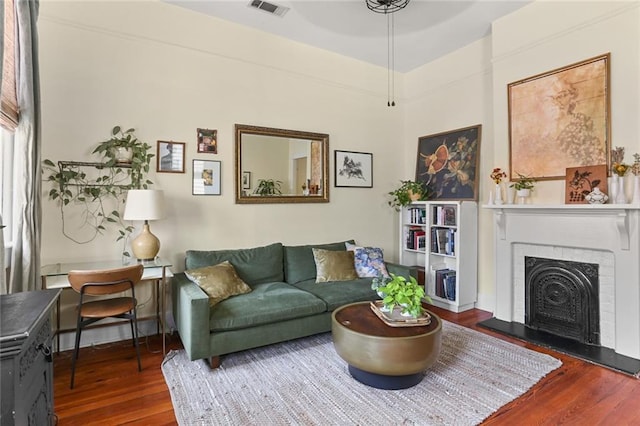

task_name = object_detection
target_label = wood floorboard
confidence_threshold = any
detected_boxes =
[53,307,640,425]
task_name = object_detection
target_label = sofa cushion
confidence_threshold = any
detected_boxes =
[283,240,355,284]
[208,282,327,331]
[185,261,252,307]
[293,277,379,311]
[186,242,284,286]
[312,248,358,282]
[345,243,390,278]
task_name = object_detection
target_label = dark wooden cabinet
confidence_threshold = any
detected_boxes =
[1,289,60,426]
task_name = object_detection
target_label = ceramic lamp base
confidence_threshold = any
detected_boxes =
[131,222,160,260]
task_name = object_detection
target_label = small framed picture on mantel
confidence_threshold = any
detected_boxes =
[565,164,608,204]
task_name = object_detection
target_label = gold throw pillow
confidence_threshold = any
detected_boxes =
[312,248,358,283]
[185,261,252,307]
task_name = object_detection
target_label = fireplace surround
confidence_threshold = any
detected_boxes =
[482,204,640,372]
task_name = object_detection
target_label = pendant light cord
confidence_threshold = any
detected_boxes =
[386,12,396,107]
[370,0,409,107]
[387,13,391,106]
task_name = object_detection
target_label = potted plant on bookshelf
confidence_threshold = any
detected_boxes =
[377,274,432,318]
[510,173,536,203]
[388,180,429,211]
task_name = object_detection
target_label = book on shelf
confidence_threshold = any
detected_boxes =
[408,207,426,224]
[405,227,425,250]
[442,206,456,226]
[431,228,456,256]
[434,268,456,300]
[432,205,457,226]
[443,270,456,301]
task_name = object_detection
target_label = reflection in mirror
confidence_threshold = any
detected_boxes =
[235,124,330,204]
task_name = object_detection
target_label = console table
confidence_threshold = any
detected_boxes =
[1,289,60,426]
[40,258,172,356]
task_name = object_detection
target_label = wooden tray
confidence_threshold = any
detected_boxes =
[370,301,431,327]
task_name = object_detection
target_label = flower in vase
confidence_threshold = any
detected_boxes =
[612,163,630,177]
[490,168,507,185]
[632,153,640,176]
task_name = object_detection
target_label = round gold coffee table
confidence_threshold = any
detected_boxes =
[331,301,442,389]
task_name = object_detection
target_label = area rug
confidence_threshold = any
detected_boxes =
[162,321,561,425]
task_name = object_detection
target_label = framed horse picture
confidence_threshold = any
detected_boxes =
[334,150,373,188]
[415,125,482,201]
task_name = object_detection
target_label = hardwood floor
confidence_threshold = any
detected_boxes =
[53,307,640,425]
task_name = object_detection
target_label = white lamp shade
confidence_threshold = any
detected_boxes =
[123,190,165,221]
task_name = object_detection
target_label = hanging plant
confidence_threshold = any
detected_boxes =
[43,126,154,250]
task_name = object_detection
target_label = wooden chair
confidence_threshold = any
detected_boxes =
[68,264,144,389]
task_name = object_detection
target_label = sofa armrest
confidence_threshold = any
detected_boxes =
[171,272,211,361]
[385,262,419,279]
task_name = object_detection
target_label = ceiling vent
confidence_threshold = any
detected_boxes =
[248,0,290,17]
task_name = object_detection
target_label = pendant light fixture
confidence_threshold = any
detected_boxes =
[366,0,410,107]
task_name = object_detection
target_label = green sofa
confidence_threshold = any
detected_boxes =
[171,240,413,367]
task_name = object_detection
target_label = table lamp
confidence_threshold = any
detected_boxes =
[123,189,165,261]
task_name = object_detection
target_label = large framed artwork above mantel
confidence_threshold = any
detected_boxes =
[508,53,611,181]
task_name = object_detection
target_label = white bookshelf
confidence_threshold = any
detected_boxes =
[399,201,478,313]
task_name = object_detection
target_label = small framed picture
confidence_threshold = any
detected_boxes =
[242,171,251,190]
[334,150,373,188]
[157,141,186,173]
[197,128,217,154]
[193,159,221,195]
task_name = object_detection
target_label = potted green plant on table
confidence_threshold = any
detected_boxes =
[254,179,283,196]
[388,180,429,211]
[377,274,431,318]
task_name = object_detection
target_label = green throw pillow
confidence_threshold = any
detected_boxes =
[312,248,358,283]
[185,261,252,307]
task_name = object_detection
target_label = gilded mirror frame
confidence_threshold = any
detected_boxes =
[235,124,330,204]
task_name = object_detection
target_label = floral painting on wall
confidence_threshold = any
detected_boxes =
[508,54,610,181]
[415,124,481,201]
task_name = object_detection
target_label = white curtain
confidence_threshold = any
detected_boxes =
[0,214,5,294]
[0,3,5,294]
[8,0,40,293]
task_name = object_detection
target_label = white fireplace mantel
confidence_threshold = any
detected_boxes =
[484,204,640,250]
[484,203,640,360]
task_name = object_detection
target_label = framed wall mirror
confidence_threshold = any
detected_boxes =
[235,124,330,204]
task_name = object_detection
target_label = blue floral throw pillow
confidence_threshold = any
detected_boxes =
[346,243,390,278]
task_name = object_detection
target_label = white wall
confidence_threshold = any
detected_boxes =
[39,0,403,267]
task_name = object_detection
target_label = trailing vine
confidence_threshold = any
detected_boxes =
[43,126,154,252]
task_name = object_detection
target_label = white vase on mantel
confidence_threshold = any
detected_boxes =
[487,188,494,205]
[615,175,627,204]
[609,176,619,204]
[632,175,640,204]
[494,183,503,205]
